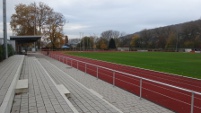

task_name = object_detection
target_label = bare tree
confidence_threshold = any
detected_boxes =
[101,30,121,39]
[101,30,113,40]
[35,2,53,34]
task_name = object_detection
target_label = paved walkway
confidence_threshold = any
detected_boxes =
[0,55,24,113]
[34,53,174,113]
[5,52,175,113]
[0,55,23,106]
[38,58,121,113]
[11,56,75,113]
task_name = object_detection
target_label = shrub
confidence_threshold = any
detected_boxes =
[0,44,15,61]
[8,44,14,57]
[0,45,3,61]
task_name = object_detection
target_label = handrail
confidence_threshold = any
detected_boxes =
[48,52,201,113]
[56,54,201,95]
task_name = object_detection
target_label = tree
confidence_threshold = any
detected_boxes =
[42,12,66,49]
[78,36,94,50]
[101,30,113,40]
[96,38,108,50]
[165,31,176,49]
[36,2,53,34]
[130,34,140,48]
[194,35,201,49]
[108,38,116,49]
[101,30,121,40]
[10,2,66,49]
[119,19,201,50]
[10,4,36,35]
[140,29,150,48]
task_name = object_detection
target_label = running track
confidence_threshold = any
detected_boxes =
[44,51,201,113]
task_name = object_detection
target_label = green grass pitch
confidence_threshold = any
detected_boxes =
[65,51,201,79]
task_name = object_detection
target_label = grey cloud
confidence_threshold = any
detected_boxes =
[1,0,201,39]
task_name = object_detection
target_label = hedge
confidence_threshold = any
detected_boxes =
[0,44,15,61]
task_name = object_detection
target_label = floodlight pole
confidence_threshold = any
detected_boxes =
[3,0,8,58]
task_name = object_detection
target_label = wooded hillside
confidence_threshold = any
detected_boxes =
[121,19,201,51]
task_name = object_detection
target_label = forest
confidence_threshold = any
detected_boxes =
[71,19,201,51]
[121,19,201,51]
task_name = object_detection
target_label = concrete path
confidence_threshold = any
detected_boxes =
[5,52,175,113]
[39,58,122,113]
[0,55,24,113]
[11,56,75,113]
[34,53,174,113]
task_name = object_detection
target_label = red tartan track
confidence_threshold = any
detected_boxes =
[43,51,201,113]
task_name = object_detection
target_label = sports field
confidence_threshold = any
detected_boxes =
[65,52,201,79]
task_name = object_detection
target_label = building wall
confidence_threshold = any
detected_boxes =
[117,47,130,51]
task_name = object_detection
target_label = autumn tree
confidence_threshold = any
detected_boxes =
[10,2,66,49]
[130,34,140,48]
[118,19,201,51]
[96,38,108,50]
[42,12,65,48]
[194,35,201,49]
[10,4,36,35]
[165,31,176,50]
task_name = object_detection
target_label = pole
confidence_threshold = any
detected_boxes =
[190,92,194,113]
[113,71,115,86]
[85,63,87,73]
[34,2,36,36]
[77,61,78,70]
[96,67,99,79]
[140,78,142,99]
[3,0,8,59]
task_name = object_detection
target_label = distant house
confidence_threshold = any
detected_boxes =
[61,44,70,49]
[117,47,130,51]
[69,42,78,49]
[61,42,79,49]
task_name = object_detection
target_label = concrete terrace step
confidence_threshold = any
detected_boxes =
[0,55,24,113]
[20,52,174,113]
[40,52,174,113]
[11,56,78,113]
[39,58,123,113]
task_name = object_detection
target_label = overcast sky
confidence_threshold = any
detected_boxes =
[1,0,201,39]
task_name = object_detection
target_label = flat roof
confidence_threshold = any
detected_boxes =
[10,36,41,43]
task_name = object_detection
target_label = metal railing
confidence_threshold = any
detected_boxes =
[47,52,201,113]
